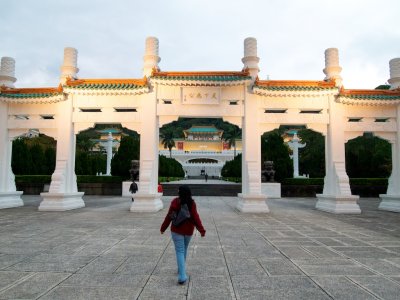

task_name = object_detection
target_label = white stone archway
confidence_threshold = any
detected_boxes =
[1,38,400,214]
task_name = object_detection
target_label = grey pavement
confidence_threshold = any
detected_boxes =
[0,195,399,299]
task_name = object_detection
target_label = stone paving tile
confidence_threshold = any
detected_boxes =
[390,276,400,284]
[189,275,233,300]
[312,276,377,300]
[0,254,30,269]
[275,246,316,259]
[303,246,343,258]
[61,273,148,288]
[1,196,400,299]
[349,276,400,300]
[187,257,227,276]
[77,257,128,274]
[115,257,158,275]
[293,258,376,276]
[138,275,188,299]
[0,272,70,299]
[226,258,266,275]
[40,286,140,300]
[0,271,32,290]
[353,258,400,275]
[258,258,303,276]
[313,237,347,247]
[231,275,330,299]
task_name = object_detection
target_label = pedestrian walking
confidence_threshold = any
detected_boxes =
[129,181,138,202]
[160,185,206,285]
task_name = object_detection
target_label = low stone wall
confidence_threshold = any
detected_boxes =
[16,182,122,195]
[16,182,388,197]
[282,185,323,197]
[161,184,241,196]
[281,185,388,197]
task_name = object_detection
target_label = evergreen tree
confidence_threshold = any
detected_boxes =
[30,144,46,174]
[159,155,184,177]
[111,136,140,177]
[221,154,242,178]
[261,132,293,181]
[12,138,33,175]
[345,134,391,178]
[298,129,325,177]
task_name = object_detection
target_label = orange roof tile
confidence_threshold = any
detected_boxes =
[152,70,250,77]
[0,85,63,94]
[340,88,400,96]
[65,77,147,87]
[255,80,336,88]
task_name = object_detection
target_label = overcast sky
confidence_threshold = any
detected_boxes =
[1,0,399,89]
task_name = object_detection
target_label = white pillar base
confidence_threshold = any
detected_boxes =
[39,192,85,211]
[379,194,400,212]
[316,194,361,214]
[0,191,24,209]
[130,193,163,212]
[261,182,281,198]
[237,193,269,213]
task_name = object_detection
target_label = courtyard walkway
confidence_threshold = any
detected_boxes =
[0,196,399,299]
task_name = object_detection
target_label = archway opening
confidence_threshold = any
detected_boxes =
[345,132,391,197]
[345,133,391,178]
[261,127,293,182]
[159,117,242,182]
[297,129,325,178]
[12,130,56,194]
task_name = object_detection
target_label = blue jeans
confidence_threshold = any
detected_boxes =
[171,232,192,282]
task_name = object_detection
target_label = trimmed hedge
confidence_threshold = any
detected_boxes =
[15,175,124,184]
[15,175,51,183]
[350,178,388,186]
[222,177,241,183]
[282,178,324,185]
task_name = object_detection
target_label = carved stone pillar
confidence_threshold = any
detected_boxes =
[130,91,163,212]
[0,102,23,208]
[39,95,84,211]
[379,106,400,212]
[237,91,269,213]
[316,96,360,213]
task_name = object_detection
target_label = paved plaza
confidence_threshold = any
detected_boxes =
[0,196,399,299]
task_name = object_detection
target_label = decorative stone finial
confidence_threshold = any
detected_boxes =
[388,58,400,89]
[143,36,161,77]
[242,37,259,80]
[60,47,79,84]
[0,57,17,88]
[323,48,342,87]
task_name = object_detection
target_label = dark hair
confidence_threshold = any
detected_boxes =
[178,185,193,209]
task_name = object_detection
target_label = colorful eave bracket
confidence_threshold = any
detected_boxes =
[62,77,149,95]
[0,85,65,104]
[150,71,252,86]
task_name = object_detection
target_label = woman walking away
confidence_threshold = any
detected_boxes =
[160,185,206,285]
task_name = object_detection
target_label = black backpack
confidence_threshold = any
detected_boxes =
[170,203,191,227]
[129,182,138,193]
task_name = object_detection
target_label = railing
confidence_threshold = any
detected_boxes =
[159,150,242,156]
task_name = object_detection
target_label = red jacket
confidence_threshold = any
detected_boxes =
[160,197,206,236]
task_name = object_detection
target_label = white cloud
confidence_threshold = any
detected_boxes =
[1,0,399,89]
